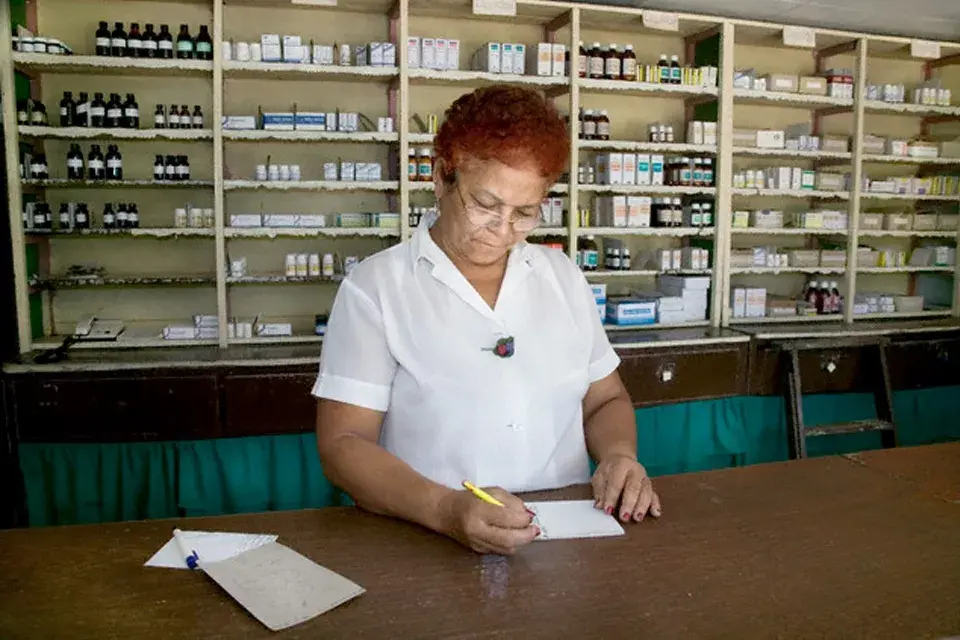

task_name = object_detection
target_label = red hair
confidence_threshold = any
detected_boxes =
[434,85,570,183]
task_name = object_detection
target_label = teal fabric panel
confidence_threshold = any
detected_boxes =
[894,386,960,445]
[176,433,345,517]
[17,441,179,527]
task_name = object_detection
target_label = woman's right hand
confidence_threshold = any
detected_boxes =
[439,486,540,555]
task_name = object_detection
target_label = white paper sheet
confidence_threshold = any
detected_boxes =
[200,541,365,631]
[144,531,278,569]
[526,500,625,540]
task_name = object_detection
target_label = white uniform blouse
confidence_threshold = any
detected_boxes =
[312,214,621,493]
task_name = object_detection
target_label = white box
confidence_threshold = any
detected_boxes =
[746,287,767,317]
[474,42,501,73]
[731,287,747,318]
[434,39,447,70]
[622,153,637,185]
[757,130,786,149]
[382,42,396,66]
[627,196,651,228]
[282,35,302,62]
[407,37,420,68]
[446,39,460,70]
[354,44,368,66]
[369,42,383,66]
[791,167,803,191]
[323,162,338,180]
[513,43,525,75]
[421,37,436,70]
[550,197,563,227]
[650,155,665,185]
[551,43,565,77]
[529,43,551,76]
[261,34,282,62]
[636,154,651,185]
[687,121,704,145]
[501,43,514,74]
[703,122,717,145]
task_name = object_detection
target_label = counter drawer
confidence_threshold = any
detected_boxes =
[887,338,960,389]
[618,345,748,407]
[222,373,317,437]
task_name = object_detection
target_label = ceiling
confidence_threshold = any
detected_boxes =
[582,0,960,41]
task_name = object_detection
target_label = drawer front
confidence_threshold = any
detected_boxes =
[13,375,220,443]
[222,373,317,437]
[888,339,960,389]
[619,345,748,407]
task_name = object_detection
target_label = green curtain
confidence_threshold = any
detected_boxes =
[17,387,960,527]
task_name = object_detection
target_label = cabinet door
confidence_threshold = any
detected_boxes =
[888,338,960,390]
[618,345,748,407]
[13,374,220,443]
[222,373,317,437]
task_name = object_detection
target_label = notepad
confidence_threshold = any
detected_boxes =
[145,531,278,569]
[526,500,625,540]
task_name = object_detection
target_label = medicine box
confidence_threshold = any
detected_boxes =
[434,39,448,70]
[294,112,326,130]
[591,284,607,304]
[421,37,436,69]
[636,154,651,185]
[221,115,257,130]
[230,214,263,227]
[551,43,565,77]
[756,129,786,149]
[513,43,525,74]
[764,73,799,93]
[650,155,665,185]
[745,287,767,318]
[262,214,298,227]
[261,34,281,62]
[731,288,747,318]
[446,39,460,70]
[407,37,420,68]
[627,196,651,227]
[530,43,551,76]
[501,43,514,74]
[622,153,637,185]
[282,36,302,62]
[474,42,500,73]
[297,214,327,228]
[799,76,827,95]
[606,298,657,326]
[260,110,296,129]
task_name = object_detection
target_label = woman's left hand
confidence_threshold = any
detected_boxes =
[591,454,662,523]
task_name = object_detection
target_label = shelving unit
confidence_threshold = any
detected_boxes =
[1,0,958,354]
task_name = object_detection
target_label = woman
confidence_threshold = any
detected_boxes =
[314,85,660,555]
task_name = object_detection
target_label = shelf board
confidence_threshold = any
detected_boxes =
[38,275,215,288]
[860,192,960,201]
[226,275,343,285]
[586,269,711,278]
[225,227,399,238]
[863,101,960,117]
[733,146,851,160]
[729,267,846,275]
[854,310,953,320]
[223,180,398,191]
[858,229,957,238]
[408,68,567,88]
[733,188,850,199]
[32,336,221,350]
[13,53,212,77]
[222,130,398,143]
[603,320,711,332]
[728,315,844,325]
[580,184,716,196]
[580,140,717,154]
[731,227,847,235]
[733,89,853,109]
[527,227,568,237]
[857,266,956,274]
[23,179,213,189]
[409,133,435,144]
[227,0,392,11]
[19,126,213,141]
[28,228,213,238]
[579,78,718,98]
[408,181,569,194]
[862,154,960,165]
[577,227,714,237]
[223,60,397,82]
[227,335,325,345]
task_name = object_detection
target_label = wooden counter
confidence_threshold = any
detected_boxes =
[0,445,957,639]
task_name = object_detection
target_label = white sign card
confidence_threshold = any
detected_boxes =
[910,40,941,59]
[643,10,679,32]
[472,0,516,17]
[783,26,816,49]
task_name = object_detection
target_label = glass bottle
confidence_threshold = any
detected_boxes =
[75,203,90,229]
[177,155,190,181]
[191,105,204,129]
[195,25,213,61]
[176,24,194,59]
[87,144,105,180]
[604,43,620,80]
[128,204,140,228]
[154,104,165,129]
[577,40,587,78]
[118,203,130,228]
[158,25,174,59]
[123,93,139,128]
[657,54,669,83]
[164,154,177,180]
[74,92,90,127]
[59,91,75,127]
[110,21,127,57]
[29,100,47,126]
[103,203,116,229]
[89,92,106,128]
[588,42,603,80]
[95,21,111,56]
[621,44,636,81]
[167,103,180,129]
[596,109,610,141]
[141,23,158,58]
[154,155,165,180]
[582,109,596,140]
[127,22,142,58]
[66,143,84,180]
[58,203,72,230]
[105,93,123,128]
[105,144,123,180]
[670,54,682,84]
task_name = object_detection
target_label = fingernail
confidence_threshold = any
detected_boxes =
[534,526,541,536]
[604,506,613,515]
[652,508,662,517]
[525,508,536,517]
[620,511,630,521]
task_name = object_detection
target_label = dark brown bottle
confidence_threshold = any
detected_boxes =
[587,42,603,80]
[158,24,174,59]
[176,24,193,59]
[621,44,636,81]
[596,109,610,141]
[127,23,142,58]
[141,24,158,58]
[195,25,213,61]
[604,43,620,80]
[110,22,126,57]
[577,40,587,78]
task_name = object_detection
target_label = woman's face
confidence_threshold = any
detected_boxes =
[435,157,552,268]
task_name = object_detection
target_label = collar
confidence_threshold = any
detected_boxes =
[409,209,539,272]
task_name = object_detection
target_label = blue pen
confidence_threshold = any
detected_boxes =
[172,528,200,570]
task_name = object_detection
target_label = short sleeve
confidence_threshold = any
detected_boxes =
[311,278,398,411]
[580,279,621,383]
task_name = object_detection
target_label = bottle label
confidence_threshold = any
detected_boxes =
[76,213,87,222]
[104,213,115,222]
[659,66,670,82]
[165,167,176,177]
[144,40,158,50]
[127,39,142,49]
[59,107,68,117]
[177,40,193,52]
[18,112,27,123]
[578,57,587,76]
[168,115,180,125]
[670,67,681,82]
[597,122,610,138]
[176,166,187,176]
[31,113,44,124]
[692,169,703,183]
[67,158,83,169]
[159,40,173,51]
[192,115,203,126]
[125,108,139,119]
[155,168,164,178]
[112,37,126,48]
[584,121,597,137]
[704,170,714,184]
[96,37,110,47]
[196,42,212,53]
[623,59,637,78]
[107,159,122,169]
[588,57,603,77]
[76,103,89,114]
[604,58,620,77]
[117,211,128,221]
[60,213,71,223]
[90,106,105,117]
[107,107,122,119]
[155,115,165,125]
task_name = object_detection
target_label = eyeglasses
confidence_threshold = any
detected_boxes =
[454,181,542,232]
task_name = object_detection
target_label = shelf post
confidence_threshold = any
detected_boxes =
[565,8,580,263]
[843,38,867,324]
[0,1,32,353]
[213,0,228,347]
[714,21,735,328]
[397,0,410,242]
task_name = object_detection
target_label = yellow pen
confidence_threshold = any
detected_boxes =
[461,481,506,507]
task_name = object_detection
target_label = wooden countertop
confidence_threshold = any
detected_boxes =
[1,445,958,639]
[732,317,960,341]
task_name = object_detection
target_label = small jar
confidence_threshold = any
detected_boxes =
[174,208,187,228]
[407,149,417,180]
[284,254,297,277]
[417,148,432,182]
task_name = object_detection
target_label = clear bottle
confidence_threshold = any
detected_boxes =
[669,54,681,84]
[176,24,194,59]
[87,144,105,180]
[665,125,674,143]
[191,105,204,129]
[59,91,75,127]
[158,25,174,59]
[596,109,610,141]
[167,103,180,129]
[588,42,604,80]
[141,23,158,58]
[89,92,106,128]
[153,154,165,180]
[105,144,123,180]
[74,92,90,127]
[621,44,637,81]
[103,203,116,229]
[154,104,165,129]
[95,21,111,56]
[648,124,659,143]
[110,22,127,57]
[123,93,139,128]
[105,93,123,128]
[604,44,620,80]
[657,54,670,83]
[127,23,142,58]
[195,25,213,61]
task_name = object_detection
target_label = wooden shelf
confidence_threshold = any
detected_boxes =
[586,269,711,278]
[408,68,567,88]
[863,101,960,117]
[19,126,213,141]
[730,267,846,275]
[38,275,216,288]
[860,192,960,201]
[858,229,957,238]
[732,89,853,109]
[580,140,717,154]
[862,154,960,165]
[580,185,716,196]
[223,60,397,81]
[23,179,213,188]
[223,180,398,191]
[13,52,212,77]
[857,267,956,274]
[731,228,847,235]
[579,78,717,98]
[854,310,953,320]
[225,227,399,238]
[222,130,398,143]
[578,227,714,237]
[728,315,845,325]
[226,275,343,285]
[603,321,711,331]
[733,146,851,160]
[28,228,213,238]
[733,188,850,199]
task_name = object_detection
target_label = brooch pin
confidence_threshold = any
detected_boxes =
[484,336,515,359]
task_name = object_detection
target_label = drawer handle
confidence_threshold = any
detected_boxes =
[657,362,676,383]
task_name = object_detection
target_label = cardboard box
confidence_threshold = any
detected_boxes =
[230,214,262,227]
[799,76,827,95]
[636,154,651,185]
[650,155,665,185]
[731,288,747,318]
[551,43,565,77]
[627,196,651,227]
[446,39,459,70]
[745,287,767,318]
[262,112,295,130]
[606,299,657,326]
[529,42,551,77]
[512,43,525,74]
[474,42,500,73]
[500,43,514,74]
[622,153,637,185]
[261,34,281,62]
[407,37,420,68]
[294,112,326,131]
[756,129,786,149]
[764,73,799,93]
